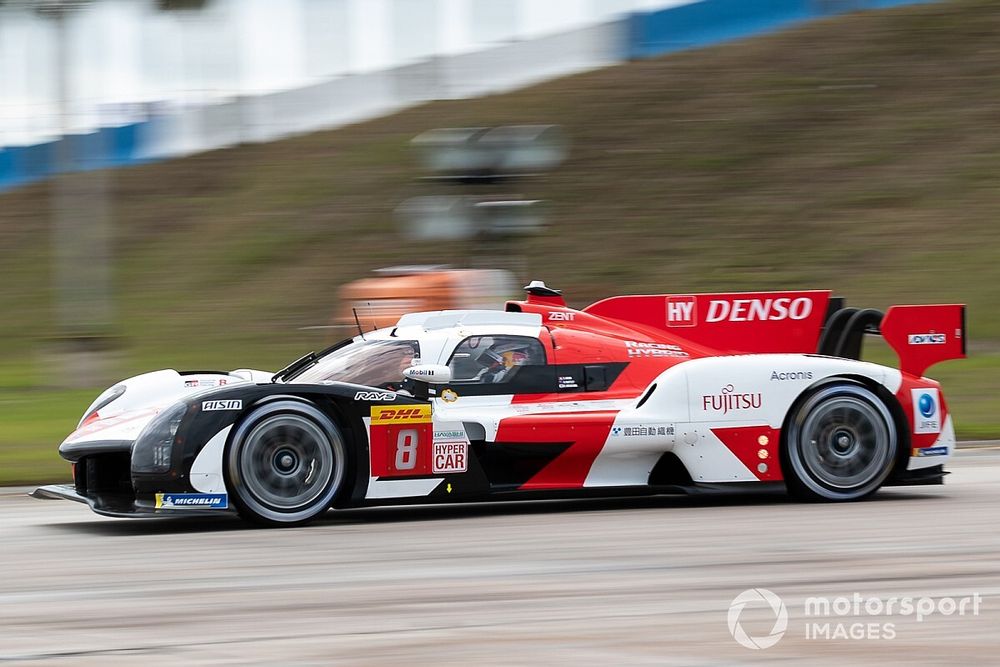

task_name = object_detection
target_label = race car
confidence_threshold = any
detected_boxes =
[33,281,966,526]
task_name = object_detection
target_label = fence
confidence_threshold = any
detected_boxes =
[0,0,934,193]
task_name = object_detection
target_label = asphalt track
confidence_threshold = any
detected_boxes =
[3,450,1000,665]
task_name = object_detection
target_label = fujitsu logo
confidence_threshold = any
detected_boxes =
[702,384,762,414]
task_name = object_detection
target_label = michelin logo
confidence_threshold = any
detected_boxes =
[155,493,228,509]
[913,446,948,457]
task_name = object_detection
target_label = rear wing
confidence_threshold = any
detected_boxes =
[583,291,965,377]
[821,303,966,378]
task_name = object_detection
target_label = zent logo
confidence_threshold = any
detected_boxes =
[548,312,575,321]
[911,388,940,434]
[665,295,697,327]
[728,588,788,649]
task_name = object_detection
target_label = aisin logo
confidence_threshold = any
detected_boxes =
[728,588,788,650]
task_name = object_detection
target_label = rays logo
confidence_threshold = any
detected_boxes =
[728,588,788,650]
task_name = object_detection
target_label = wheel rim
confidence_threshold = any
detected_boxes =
[239,414,337,511]
[791,388,894,494]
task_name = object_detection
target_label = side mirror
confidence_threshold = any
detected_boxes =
[403,364,452,385]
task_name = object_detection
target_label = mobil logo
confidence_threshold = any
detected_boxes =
[706,297,813,323]
[665,296,697,327]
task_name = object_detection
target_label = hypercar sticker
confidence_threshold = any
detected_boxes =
[432,442,467,473]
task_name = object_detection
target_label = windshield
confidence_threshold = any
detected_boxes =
[290,339,420,388]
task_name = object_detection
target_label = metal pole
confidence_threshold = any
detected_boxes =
[44,0,115,386]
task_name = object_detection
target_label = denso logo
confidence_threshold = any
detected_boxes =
[706,297,813,323]
[702,384,762,414]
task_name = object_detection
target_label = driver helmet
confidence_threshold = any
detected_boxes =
[482,341,532,370]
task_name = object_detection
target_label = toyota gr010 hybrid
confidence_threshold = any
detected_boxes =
[33,282,966,526]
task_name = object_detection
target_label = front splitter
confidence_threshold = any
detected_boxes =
[31,484,236,518]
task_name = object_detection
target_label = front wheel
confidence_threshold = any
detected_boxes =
[225,401,348,526]
[783,383,897,501]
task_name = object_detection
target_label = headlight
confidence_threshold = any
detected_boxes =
[132,403,187,474]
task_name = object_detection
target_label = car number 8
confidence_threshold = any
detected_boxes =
[395,429,419,470]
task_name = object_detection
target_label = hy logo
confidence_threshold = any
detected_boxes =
[728,588,788,650]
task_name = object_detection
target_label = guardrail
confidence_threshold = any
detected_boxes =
[0,122,147,191]
[627,0,933,59]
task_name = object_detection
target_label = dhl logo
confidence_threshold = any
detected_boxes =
[371,404,432,425]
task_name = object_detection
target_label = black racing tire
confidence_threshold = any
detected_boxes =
[225,400,347,527]
[783,382,897,502]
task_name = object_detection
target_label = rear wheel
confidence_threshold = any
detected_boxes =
[226,401,347,526]
[784,383,896,501]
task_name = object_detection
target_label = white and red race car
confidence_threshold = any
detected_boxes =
[34,281,965,526]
